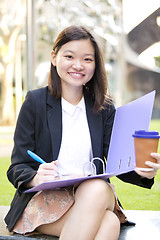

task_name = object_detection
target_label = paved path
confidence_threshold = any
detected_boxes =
[0,144,13,157]
[0,126,14,157]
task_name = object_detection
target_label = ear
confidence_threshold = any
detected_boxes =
[51,50,56,66]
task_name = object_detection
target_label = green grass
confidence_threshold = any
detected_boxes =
[111,172,160,210]
[0,120,160,209]
[149,119,160,153]
[0,157,15,205]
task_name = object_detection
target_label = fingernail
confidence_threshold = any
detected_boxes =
[150,153,155,157]
[145,161,150,164]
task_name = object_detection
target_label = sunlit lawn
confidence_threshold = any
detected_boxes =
[111,168,160,210]
[0,120,160,209]
[0,156,15,205]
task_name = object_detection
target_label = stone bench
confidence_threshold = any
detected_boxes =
[0,206,160,239]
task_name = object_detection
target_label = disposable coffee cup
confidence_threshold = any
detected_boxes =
[132,130,160,171]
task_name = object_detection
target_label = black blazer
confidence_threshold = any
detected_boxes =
[5,87,154,231]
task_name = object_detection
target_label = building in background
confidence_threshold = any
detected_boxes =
[0,0,160,125]
[126,8,160,118]
[123,0,160,117]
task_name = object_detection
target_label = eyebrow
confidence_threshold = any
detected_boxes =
[63,50,95,57]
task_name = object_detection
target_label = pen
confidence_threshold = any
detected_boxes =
[27,150,61,178]
[27,150,46,164]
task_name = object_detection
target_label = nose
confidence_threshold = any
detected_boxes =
[72,60,84,71]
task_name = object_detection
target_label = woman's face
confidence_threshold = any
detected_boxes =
[51,39,95,92]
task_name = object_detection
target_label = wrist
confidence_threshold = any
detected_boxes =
[25,174,38,188]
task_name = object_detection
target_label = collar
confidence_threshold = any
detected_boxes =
[61,97,86,116]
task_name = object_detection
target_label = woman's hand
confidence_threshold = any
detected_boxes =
[26,160,59,188]
[135,153,160,179]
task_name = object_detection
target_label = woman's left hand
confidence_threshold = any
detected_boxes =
[135,153,160,179]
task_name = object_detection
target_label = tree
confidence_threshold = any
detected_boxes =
[0,0,25,125]
[0,0,122,125]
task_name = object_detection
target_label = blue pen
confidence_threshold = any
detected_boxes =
[27,150,61,178]
[27,150,46,164]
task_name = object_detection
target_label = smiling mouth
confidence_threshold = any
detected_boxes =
[68,72,85,77]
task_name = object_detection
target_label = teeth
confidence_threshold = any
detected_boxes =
[70,73,83,76]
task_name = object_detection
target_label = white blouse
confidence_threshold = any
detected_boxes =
[57,97,93,176]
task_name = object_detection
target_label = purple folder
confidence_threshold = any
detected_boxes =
[106,90,155,174]
[24,91,155,193]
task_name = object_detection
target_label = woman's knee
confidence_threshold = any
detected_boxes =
[76,179,109,197]
[75,179,115,210]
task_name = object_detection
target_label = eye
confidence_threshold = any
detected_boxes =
[65,55,73,59]
[84,58,94,62]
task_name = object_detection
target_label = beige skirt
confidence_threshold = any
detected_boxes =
[13,184,127,235]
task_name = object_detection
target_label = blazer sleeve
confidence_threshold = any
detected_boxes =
[7,91,39,193]
[103,103,154,189]
[117,170,154,189]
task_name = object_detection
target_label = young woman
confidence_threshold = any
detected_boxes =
[5,26,160,240]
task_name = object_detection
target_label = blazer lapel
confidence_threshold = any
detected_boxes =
[47,92,62,160]
[84,95,103,158]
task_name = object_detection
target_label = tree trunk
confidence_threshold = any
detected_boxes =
[0,0,25,126]
[1,26,21,125]
[1,63,15,125]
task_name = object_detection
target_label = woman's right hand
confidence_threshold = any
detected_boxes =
[26,160,59,188]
